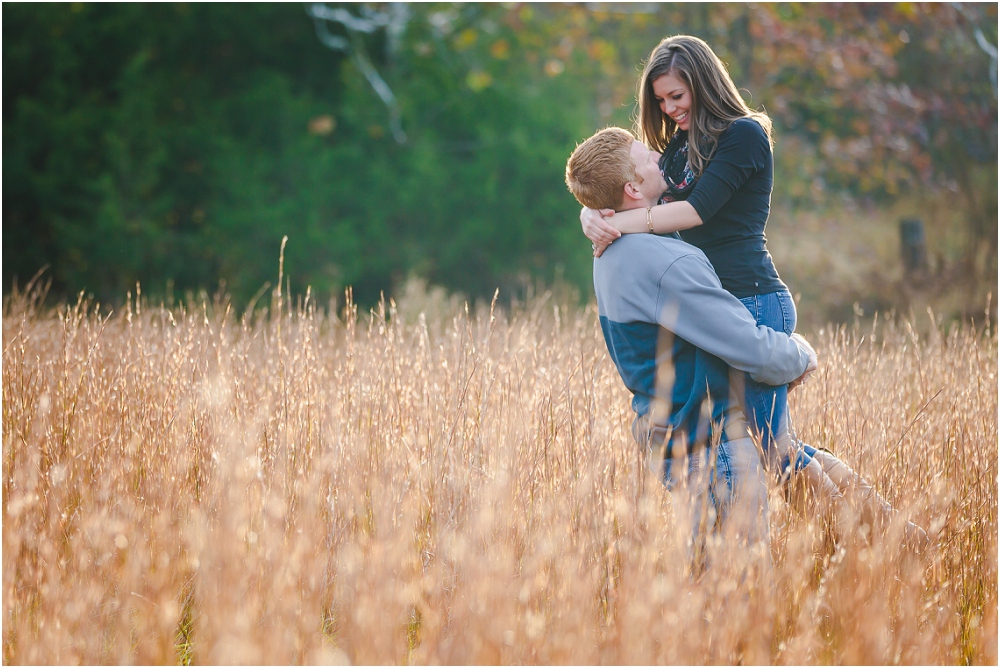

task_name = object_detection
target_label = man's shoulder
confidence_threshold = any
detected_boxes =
[597,234,708,274]
[598,234,705,266]
[593,234,715,324]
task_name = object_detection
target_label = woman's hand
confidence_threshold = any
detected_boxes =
[581,207,621,248]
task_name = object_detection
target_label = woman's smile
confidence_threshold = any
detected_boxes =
[653,73,692,131]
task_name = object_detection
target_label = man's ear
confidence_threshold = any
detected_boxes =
[623,181,643,202]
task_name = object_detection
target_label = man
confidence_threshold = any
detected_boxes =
[565,127,927,551]
[565,127,818,547]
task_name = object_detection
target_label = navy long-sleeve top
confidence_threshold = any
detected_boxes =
[660,118,786,299]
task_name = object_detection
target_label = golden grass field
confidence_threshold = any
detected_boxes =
[2,280,997,665]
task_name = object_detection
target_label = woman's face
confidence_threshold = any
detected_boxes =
[652,72,692,132]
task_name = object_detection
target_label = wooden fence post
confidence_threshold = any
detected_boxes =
[899,218,928,275]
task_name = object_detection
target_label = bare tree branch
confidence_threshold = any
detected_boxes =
[348,30,407,143]
[951,2,997,97]
[306,2,409,143]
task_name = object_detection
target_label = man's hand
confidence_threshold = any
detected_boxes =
[581,207,621,250]
[788,333,817,392]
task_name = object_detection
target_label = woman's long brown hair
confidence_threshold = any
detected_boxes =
[636,35,772,176]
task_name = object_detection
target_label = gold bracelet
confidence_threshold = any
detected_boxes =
[646,206,654,233]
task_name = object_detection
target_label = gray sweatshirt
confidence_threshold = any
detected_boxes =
[594,233,808,453]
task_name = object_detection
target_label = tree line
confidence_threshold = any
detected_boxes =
[4,3,996,307]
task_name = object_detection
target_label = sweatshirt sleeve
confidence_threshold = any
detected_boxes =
[655,252,808,386]
[684,118,769,224]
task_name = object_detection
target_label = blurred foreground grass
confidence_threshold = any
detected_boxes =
[2,280,996,664]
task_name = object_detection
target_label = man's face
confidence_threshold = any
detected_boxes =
[629,140,667,204]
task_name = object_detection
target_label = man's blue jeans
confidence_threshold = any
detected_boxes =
[661,436,770,550]
[632,413,770,552]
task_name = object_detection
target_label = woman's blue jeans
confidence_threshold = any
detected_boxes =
[738,290,815,477]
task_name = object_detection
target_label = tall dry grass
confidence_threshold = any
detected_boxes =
[2,281,997,664]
